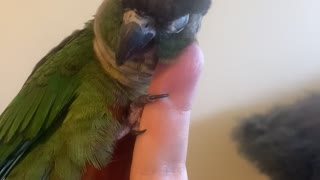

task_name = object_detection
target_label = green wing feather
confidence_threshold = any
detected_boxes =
[0,28,87,175]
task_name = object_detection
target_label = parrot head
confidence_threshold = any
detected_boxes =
[116,0,212,66]
[95,0,211,66]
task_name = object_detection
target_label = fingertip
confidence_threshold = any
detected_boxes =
[151,43,204,111]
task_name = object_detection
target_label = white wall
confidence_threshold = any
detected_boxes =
[1,0,320,179]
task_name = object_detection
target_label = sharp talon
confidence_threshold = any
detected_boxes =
[134,93,169,106]
[146,94,169,102]
[131,129,147,136]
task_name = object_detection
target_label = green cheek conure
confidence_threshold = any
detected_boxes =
[0,0,211,179]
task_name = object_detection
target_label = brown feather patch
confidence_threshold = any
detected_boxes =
[107,91,130,125]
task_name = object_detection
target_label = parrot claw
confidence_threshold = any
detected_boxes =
[132,93,169,107]
[128,93,169,136]
[145,94,169,102]
[131,129,147,136]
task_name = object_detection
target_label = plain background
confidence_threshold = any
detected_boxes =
[1,0,320,179]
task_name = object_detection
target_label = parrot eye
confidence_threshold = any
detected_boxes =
[165,14,190,33]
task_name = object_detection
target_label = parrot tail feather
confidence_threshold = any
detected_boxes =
[0,141,32,179]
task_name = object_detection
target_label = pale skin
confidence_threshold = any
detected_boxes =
[83,43,203,180]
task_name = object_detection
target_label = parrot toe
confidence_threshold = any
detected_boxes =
[128,93,169,136]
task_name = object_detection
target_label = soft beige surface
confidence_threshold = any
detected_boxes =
[1,0,320,179]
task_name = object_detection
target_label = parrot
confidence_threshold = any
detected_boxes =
[0,0,211,179]
[233,95,320,180]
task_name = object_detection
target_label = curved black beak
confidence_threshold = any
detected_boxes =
[116,10,156,66]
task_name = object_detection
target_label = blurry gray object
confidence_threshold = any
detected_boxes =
[233,95,320,180]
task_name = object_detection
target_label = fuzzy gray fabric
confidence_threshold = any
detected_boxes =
[233,95,320,180]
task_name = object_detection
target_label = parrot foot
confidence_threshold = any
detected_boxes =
[129,93,169,136]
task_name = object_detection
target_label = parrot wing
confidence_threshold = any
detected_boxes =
[0,29,86,178]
